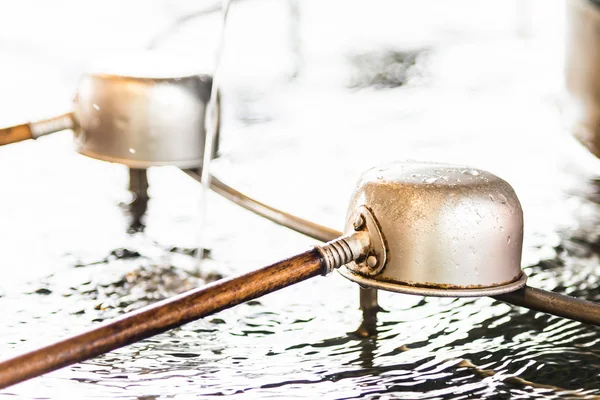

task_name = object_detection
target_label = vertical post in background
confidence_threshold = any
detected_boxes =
[128,168,149,233]
[357,287,380,337]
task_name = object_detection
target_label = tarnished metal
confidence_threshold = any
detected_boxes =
[494,286,600,326]
[340,161,527,297]
[346,205,387,276]
[29,113,75,139]
[315,231,370,276]
[353,214,365,231]
[73,68,217,168]
[339,268,528,297]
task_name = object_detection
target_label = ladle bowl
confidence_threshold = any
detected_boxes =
[339,161,527,297]
[72,56,218,168]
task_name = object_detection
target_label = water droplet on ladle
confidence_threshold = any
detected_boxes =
[423,176,440,184]
[462,169,480,176]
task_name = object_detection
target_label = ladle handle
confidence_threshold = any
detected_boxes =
[184,169,340,243]
[493,286,600,326]
[0,248,326,390]
[0,123,32,146]
[0,113,74,146]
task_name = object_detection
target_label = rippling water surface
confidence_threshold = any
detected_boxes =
[0,1,599,398]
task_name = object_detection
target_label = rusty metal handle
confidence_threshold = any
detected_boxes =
[0,248,327,390]
[0,113,74,146]
[494,286,600,326]
[184,169,340,242]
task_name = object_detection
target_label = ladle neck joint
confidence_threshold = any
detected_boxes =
[316,231,370,276]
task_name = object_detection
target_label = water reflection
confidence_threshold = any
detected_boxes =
[347,49,427,89]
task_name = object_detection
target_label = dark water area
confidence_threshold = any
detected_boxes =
[0,1,599,398]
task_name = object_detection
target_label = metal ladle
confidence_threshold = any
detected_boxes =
[0,161,598,389]
[339,161,527,297]
[0,57,217,167]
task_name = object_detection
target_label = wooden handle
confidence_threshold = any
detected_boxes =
[0,248,325,389]
[0,124,32,146]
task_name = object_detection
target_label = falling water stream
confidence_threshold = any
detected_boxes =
[0,1,598,399]
[197,0,233,268]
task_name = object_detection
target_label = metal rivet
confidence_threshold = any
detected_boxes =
[366,255,377,268]
[353,214,365,231]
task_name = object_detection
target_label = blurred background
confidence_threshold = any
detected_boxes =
[1,0,600,399]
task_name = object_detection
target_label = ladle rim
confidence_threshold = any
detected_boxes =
[76,148,204,169]
[337,268,528,297]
